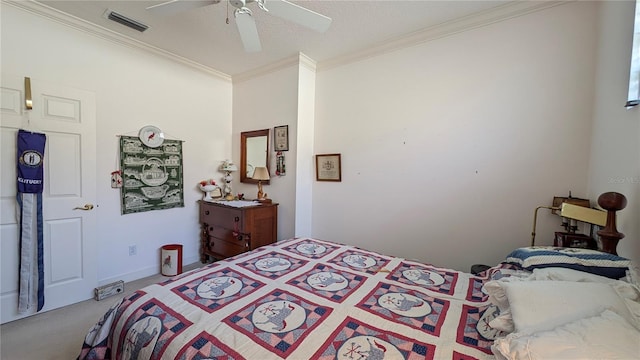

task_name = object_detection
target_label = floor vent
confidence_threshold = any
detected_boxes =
[106,10,149,32]
[94,280,125,301]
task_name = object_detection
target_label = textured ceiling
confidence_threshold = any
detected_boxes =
[35,0,512,76]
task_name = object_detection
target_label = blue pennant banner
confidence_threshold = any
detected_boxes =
[17,129,45,193]
[16,129,46,313]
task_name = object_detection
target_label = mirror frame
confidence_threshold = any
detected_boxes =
[240,129,270,185]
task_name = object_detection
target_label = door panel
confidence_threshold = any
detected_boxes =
[47,218,83,283]
[43,94,80,122]
[0,129,19,223]
[0,84,23,312]
[0,225,20,295]
[0,86,22,118]
[47,132,81,197]
[0,75,96,324]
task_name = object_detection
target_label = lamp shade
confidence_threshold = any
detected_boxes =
[560,203,607,226]
[252,167,270,181]
[220,160,238,172]
[221,164,238,171]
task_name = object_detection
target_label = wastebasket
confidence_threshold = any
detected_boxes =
[161,244,183,276]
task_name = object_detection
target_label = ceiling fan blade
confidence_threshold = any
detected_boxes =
[146,0,220,16]
[235,9,262,52]
[263,0,332,33]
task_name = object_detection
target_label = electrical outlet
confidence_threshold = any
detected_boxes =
[128,245,137,256]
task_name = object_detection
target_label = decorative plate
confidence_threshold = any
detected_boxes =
[138,125,164,148]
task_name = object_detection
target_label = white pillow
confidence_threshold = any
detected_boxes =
[484,280,640,334]
[492,310,640,360]
[483,281,513,332]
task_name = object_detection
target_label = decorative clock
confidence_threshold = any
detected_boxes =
[138,125,164,148]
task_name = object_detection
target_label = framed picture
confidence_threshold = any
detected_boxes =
[274,125,289,151]
[315,153,341,182]
[211,187,223,199]
[119,136,184,214]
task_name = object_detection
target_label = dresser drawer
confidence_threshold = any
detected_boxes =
[207,237,247,258]
[209,226,249,244]
[201,203,243,231]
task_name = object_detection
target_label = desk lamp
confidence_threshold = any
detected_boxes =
[531,203,606,246]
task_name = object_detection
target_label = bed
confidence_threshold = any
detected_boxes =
[78,235,640,360]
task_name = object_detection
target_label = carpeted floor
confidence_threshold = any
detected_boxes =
[0,262,203,360]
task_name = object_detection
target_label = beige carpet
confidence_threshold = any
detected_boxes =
[0,262,203,360]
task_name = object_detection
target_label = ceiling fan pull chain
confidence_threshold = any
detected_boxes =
[226,0,230,24]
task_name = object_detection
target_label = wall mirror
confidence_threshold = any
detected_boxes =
[240,129,270,184]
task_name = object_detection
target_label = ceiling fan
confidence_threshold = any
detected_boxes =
[146,0,332,52]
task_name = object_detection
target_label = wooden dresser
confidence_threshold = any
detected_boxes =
[199,200,278,262]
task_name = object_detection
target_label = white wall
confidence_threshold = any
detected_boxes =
[313,1,599,271]
[1,4,233,284]
[295,56,318,237]
[232,65,299,240]
[588,0,640,265]
[231,55,316,240]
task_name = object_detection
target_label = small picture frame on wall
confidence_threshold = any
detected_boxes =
[274,125,289,151]
[315,153,341,182]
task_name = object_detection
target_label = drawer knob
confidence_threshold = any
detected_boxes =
[205,210,210,215]
[234,216,240,222]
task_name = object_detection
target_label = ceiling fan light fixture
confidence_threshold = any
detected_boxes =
[230,0,246,9]
[234,6,252,16]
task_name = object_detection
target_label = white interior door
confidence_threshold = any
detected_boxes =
[1,75,97,324]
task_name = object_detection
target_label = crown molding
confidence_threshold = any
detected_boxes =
[7,0,570,82]
[316,1,570,72]
[232,1,569,79]
[233,53,316,83]
[5,0,232,82]
[298,53,317,72]
[232,54,300,84]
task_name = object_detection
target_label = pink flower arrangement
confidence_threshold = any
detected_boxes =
[199,179,216,187]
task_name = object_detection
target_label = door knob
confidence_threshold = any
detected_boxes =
[73,204,94,211]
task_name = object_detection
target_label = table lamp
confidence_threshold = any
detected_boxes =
[220,160,238,200]
[252,166,270,202]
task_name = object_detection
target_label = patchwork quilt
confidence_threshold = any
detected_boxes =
[78,238,522,360]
